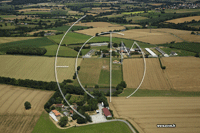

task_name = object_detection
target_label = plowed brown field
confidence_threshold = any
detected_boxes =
[110,97,200,133]
[0,84,54,133]
[123,58,171,90]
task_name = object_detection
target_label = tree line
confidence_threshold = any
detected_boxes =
[6,47,47,55]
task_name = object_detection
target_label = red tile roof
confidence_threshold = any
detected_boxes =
[102,108,111,117]
[52,110,61,116]
[55,104,64,107]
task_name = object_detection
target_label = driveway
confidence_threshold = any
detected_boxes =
[90,103,107,123]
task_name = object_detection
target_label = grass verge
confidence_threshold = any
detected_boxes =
[32,112,132,133]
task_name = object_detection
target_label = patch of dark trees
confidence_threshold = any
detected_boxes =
[6,47,47,55]
[73,46,91,52]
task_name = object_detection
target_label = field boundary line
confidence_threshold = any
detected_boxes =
[109,100,119,118]
[124,117,145,133]
[160,58,174,89]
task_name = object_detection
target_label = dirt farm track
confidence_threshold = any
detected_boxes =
[0,85,54,133]
[110,97,200,133]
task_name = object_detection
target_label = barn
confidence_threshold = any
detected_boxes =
[102,108,112,118]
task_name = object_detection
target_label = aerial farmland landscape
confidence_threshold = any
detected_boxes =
[0,0,200,133]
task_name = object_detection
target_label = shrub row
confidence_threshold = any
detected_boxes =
[6,47,47,55]
[158,57,166,70]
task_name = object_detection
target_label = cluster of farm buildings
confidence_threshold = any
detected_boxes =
[49,102,112,125]
[83,42,178,59]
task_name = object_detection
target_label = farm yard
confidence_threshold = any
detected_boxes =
[162,57,200,91]
[166,16,200,24]
[0,84,54,133]
[123,58,171,90]
[110,97,200,133]
[0,55,82,82]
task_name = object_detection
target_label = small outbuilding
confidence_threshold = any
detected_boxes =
[170,52,178,56]
[102,108,112,118]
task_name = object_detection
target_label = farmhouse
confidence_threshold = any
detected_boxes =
[52,110,61,117]
[102,108,112,118]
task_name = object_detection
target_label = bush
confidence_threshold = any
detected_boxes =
[63,79,73,83]
[24,101,31,110]
[77,66,81,71]
[50,106,55,110]
[195,53,199,57]
[77,117,86,124]
[120,81,127,88]
[59,116,68,127]
[106,117,112,120]
[95,84,99,88]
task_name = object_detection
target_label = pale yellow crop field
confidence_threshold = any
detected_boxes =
[0,37,40,44]
[0,55,82,82]
[110,97,200,133]
[0,84,54,133]
[162,57,200,91]
[166,16,200,24]
[123,58,171,90]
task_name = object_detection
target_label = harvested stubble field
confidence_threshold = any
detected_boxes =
[0,84,54,133]
[110,97,200,133]
[153,28,200,43]
[0,55,82,82]
[123,58,171,90]
[166,16,200,24]
[0,37,39,44]
[110,29,183,44]
[76,26,125,36]
[76,22,123,28]
[162,57,200,91]
[17,8,51,12]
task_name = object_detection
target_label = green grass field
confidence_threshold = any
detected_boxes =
[126,16,149,23]
[122,11,153,15]
[0,37,54,53]
[32,112,132,133]
[49,32,154,49]
[161,47,196,56]
[45,45,78,57]
[98,63,123,86]
[119,88,200,97]
[160,42,200,54]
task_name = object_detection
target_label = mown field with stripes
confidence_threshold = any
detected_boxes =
[0,84,54,133]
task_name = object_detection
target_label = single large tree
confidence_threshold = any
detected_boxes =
[24,101,31,110]
[59,116,68,127]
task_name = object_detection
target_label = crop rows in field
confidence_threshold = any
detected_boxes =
[110,97,200,133]
[0,84,54,133]
[123,58,171,90]
[0,55,82,82]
